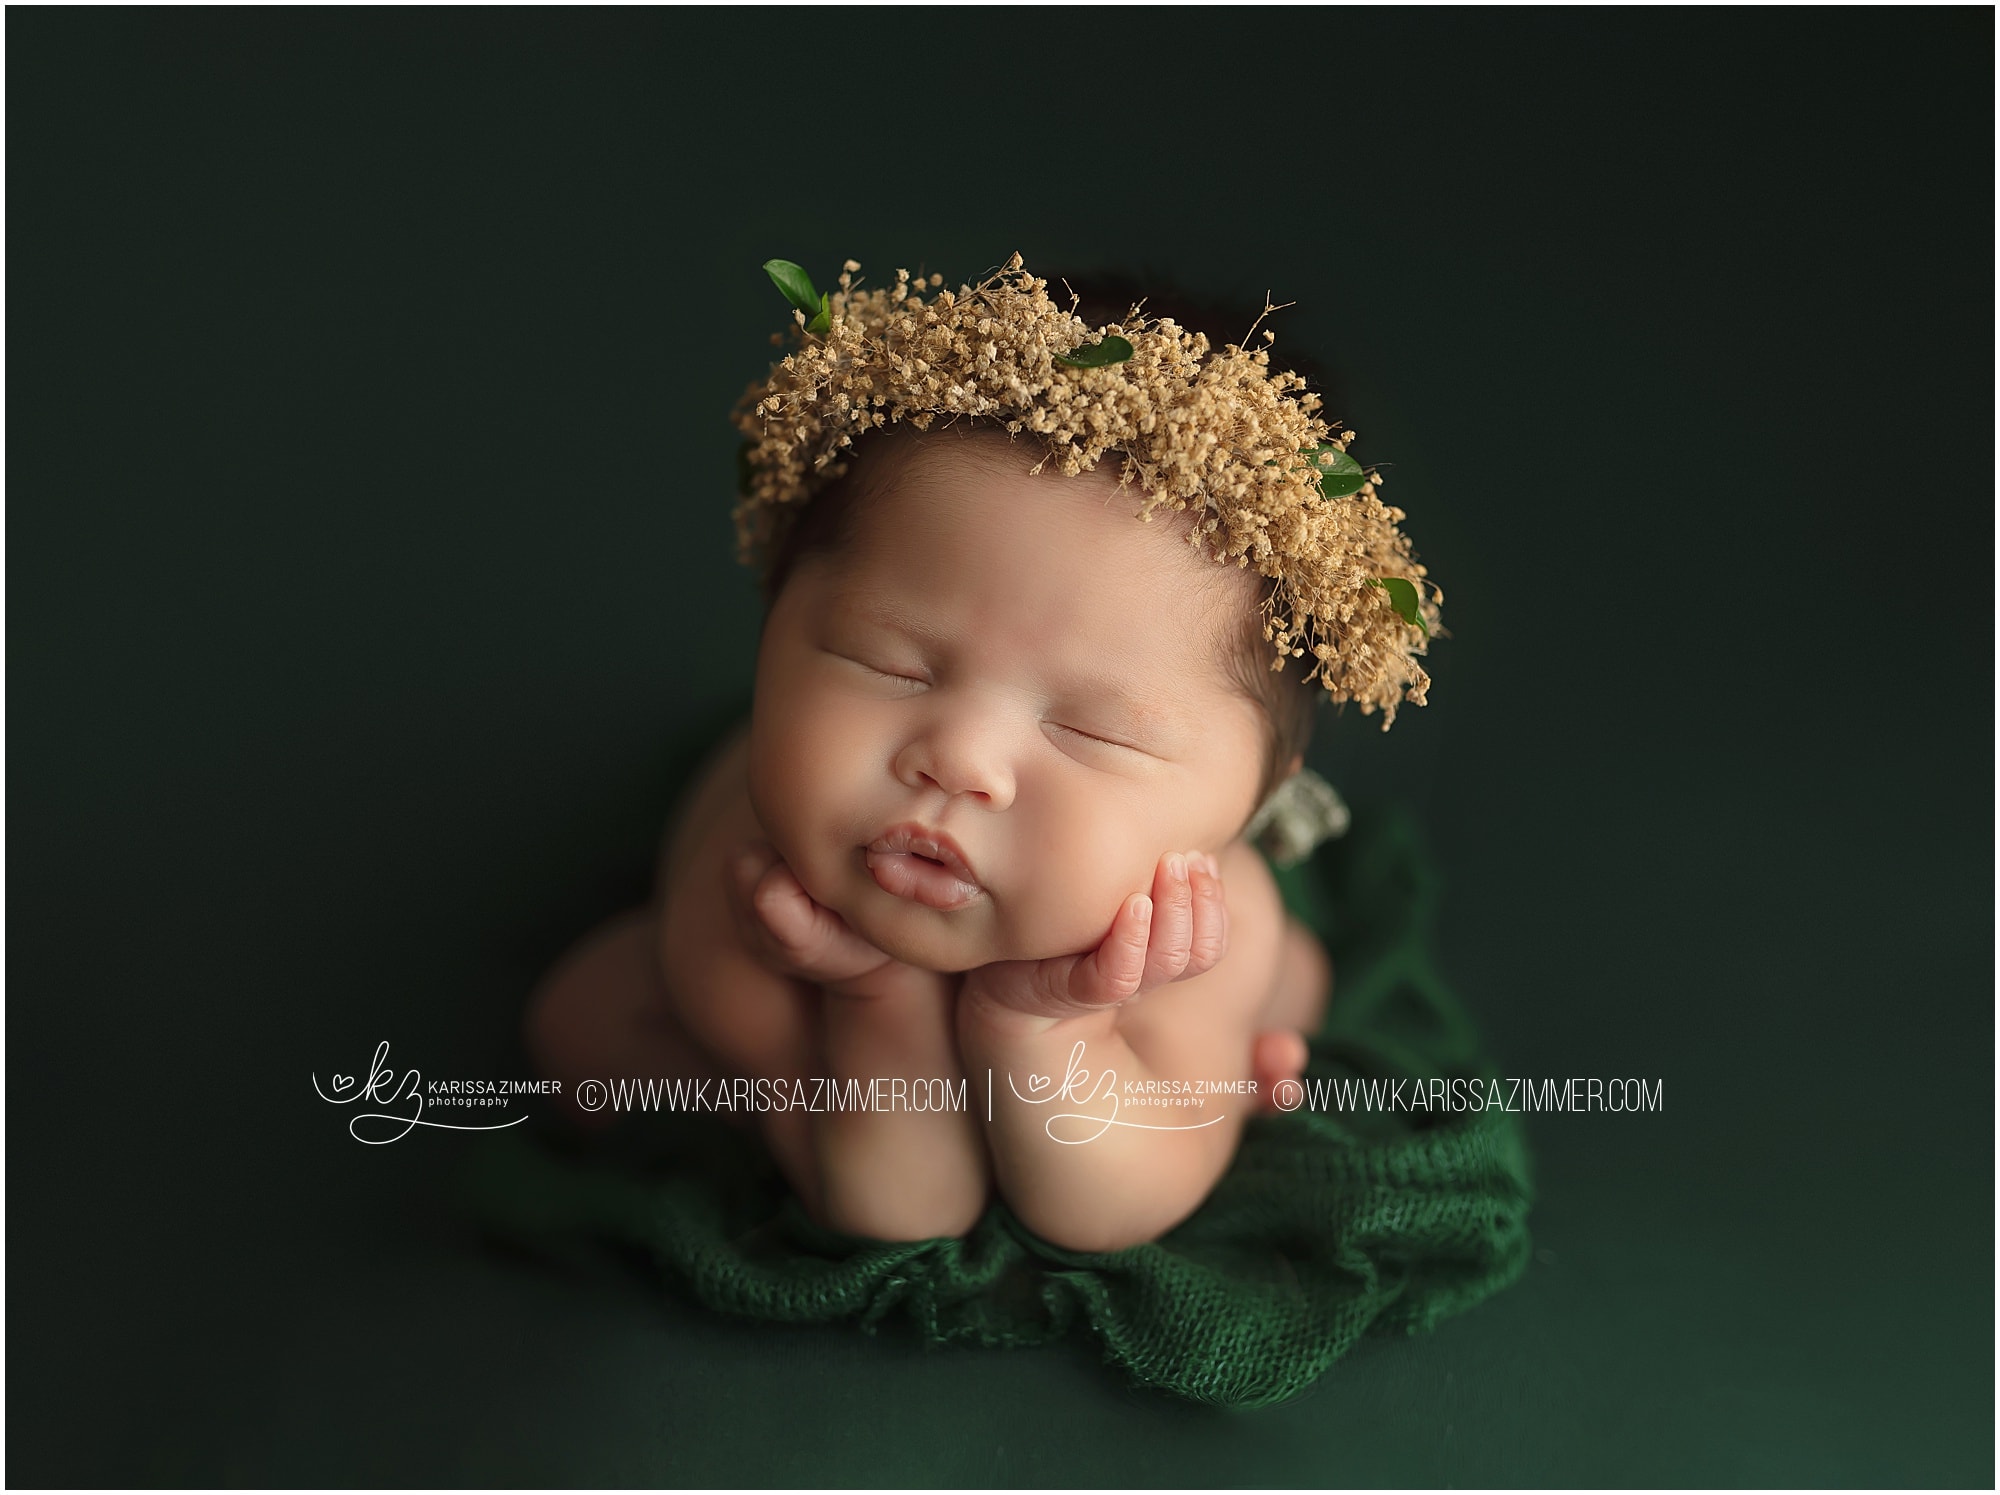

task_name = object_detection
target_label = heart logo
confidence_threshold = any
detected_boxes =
[333,1074,354,1092]
[1028,1073,1051,1094]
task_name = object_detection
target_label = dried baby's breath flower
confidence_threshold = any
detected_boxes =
[731,252,1442,727]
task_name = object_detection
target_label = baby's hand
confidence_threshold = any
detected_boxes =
[962,850,1226,1023]
[729,841,945,1003]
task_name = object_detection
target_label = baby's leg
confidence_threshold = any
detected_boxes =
[523,908,720,1132]
[524,912,826,1205]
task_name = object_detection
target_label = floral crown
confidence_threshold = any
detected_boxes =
[731,252,1441,727]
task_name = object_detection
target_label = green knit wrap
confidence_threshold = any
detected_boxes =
[460,803,1533,1408]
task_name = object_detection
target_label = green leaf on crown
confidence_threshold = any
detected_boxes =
[1304,444,1367,499]
[763,259,830,336]
[1054,335,1135,369]
[1264,444,1371,498]
[1367,577,1428,637]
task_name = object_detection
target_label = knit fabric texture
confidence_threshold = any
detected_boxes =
[461,802,1533,1408]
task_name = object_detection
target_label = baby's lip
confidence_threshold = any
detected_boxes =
[865,823,983,910]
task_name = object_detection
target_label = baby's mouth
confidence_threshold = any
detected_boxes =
[865,824,983,911]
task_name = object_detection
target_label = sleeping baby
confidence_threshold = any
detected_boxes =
[526,255,1439,1253]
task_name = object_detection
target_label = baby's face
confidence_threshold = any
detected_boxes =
[747,431,1268,972]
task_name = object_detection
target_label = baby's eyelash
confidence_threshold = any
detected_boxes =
[837,654,927,687]
[1048,721,1141,753]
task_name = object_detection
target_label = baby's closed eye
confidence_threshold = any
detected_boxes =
[1042,719,1159,762]
[827,650,930,689]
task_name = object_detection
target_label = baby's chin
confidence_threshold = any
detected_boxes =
[837,894,997,974]
[839,888,1094,974]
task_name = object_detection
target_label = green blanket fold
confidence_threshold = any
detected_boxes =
[459,802,1533,1408]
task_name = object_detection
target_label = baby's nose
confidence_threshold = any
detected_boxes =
[894,718,1015,809]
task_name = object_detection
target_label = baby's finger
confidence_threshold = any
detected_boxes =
[746,859,820,953]
[752,865,887,982]
[1185,857,1228,978]
[1063,892,1152,1008]
[1138,853,1195,991]
[726,841,786,947]
[731,843,885,983]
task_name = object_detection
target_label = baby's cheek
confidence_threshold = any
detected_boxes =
[750,717,841,866]
[1001,807,1149,960]
[769,711,906,897]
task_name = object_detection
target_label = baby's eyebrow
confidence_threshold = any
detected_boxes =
[846,599,953,653]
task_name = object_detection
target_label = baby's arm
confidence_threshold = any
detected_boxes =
[955,843,1286,1254]
[726,845,990,1241]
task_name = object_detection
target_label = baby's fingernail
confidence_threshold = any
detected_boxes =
[1133,894,1154,922]
[1202,853,1222,878]
[1167,853,1187,882]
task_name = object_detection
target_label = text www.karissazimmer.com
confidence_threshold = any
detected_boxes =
[601,1075,970,1114]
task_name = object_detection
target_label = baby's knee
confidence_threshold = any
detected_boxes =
[524,910,669,1127]
[527,908,649,1031]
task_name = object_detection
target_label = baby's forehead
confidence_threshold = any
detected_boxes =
[855,422,1061,497]
[804,461,1256,687]
[853,426,1234,563]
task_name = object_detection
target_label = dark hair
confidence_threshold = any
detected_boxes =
[760,267,1341,809]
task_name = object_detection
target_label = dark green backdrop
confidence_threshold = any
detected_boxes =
[9,9,1992,1487]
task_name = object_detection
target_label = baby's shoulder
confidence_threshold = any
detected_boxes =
[651,725,819,1076]
[655,721,756,892]
[654,722,761,976]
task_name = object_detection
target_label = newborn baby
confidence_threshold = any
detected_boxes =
[528,421,1332,1251]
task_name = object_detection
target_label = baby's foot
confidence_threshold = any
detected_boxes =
[1251,1029,1309,1113]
